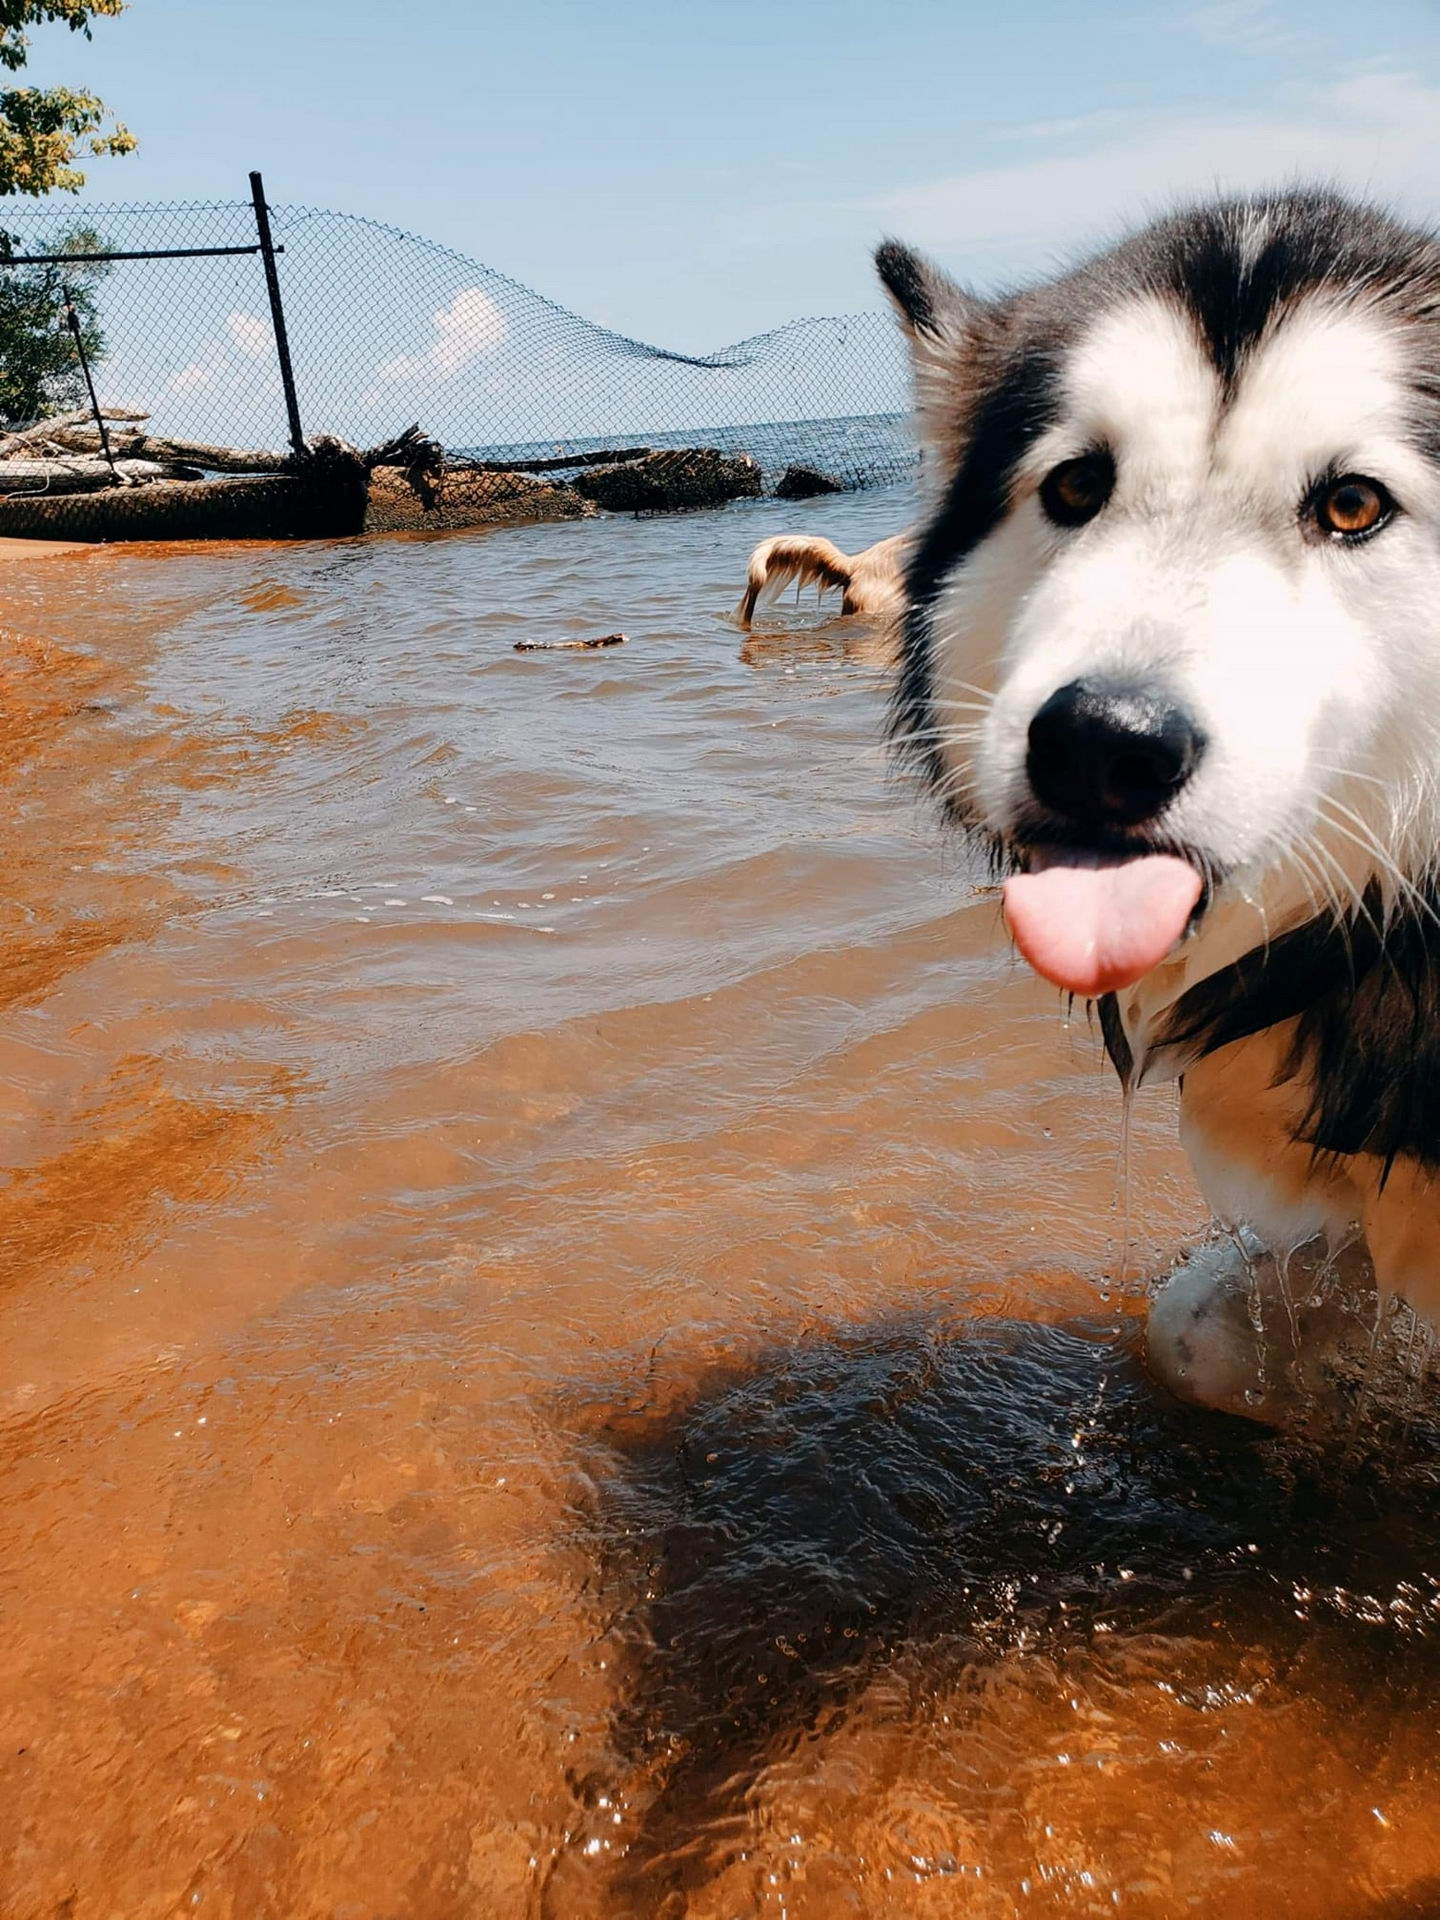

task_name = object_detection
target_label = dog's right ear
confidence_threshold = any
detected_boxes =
[875,240,986,464]
[875,240,980,346]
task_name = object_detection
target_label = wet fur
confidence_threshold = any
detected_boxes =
[735,532,908,627]
[878,190,1440,1333]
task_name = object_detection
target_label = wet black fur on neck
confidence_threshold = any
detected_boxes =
[1100,882,1440,1176]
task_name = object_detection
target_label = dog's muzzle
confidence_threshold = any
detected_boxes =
[1001,678,1208,997]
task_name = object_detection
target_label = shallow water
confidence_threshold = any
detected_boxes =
[0,492,1436,1920]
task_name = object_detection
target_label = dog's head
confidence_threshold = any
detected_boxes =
[880,191,1440,1004]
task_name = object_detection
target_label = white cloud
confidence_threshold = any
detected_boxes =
[378,287,508,383]
[168,362,213,395]
[857,66,1440,282]
[226,311,270,358]
[161,314,275,404]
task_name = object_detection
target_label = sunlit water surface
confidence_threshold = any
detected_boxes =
[0,490,1437,1920]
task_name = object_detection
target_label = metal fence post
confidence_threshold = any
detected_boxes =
[249,170,306,458]
[61,283,118,481]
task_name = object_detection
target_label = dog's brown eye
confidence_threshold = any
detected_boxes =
[1039,453,1114,528]
[1314,474,1394,540]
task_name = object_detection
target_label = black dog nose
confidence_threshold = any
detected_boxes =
[1026,679,1205,829]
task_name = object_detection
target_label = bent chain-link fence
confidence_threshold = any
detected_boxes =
[0,193,916,542]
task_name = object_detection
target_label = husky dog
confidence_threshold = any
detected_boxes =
[877,190,1440,1420]
[736,532,908,628]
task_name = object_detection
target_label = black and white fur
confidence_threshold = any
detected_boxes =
[878,190,1440,1418]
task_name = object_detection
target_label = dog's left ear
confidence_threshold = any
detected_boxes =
[876,240,988,463]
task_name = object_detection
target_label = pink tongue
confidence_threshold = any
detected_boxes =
[1002,852,1202,997]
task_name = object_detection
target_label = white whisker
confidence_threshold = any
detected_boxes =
[1317,797,1440,933]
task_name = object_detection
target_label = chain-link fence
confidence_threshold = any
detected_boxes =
[0,187,916,542]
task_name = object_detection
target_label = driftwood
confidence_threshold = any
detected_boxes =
[0,407,149,458]
[50,424,448,514]
[362,423,444,511]
[45,426,293,472]
[363,422,442,471]
[514,633,627,652]
[470,447,652,475]
[0,456,203,493]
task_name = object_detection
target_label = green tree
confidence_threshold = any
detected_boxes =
[0,2,134,197]
[0,9,132,423]
[0,224,109,423]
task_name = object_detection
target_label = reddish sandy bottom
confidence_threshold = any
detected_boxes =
[0,493,1436,1920]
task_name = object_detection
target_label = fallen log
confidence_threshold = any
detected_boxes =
[468,446,652,474]
[0,461,369,541]
[0,407,149,457]
[0,437,74,459]
[44,426,292,472]
[0,456,203,493]
[51,424,447,486]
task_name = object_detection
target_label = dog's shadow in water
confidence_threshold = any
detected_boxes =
[552,1312,1440,1917]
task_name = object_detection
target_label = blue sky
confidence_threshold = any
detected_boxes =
[33,0,1440,351]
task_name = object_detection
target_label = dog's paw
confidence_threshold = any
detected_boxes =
[1145,1237,1277,1418]
[1144,1232,1381,1425]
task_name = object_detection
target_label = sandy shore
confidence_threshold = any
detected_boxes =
[0,535,92,560]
